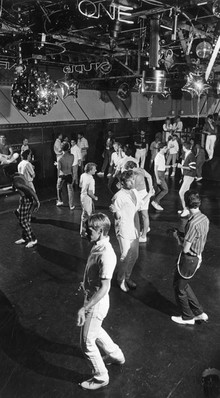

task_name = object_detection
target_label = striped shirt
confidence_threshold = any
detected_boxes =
[184,211,209,256]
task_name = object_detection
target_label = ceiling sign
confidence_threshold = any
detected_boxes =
[63,61,112,74]
[78,1,134,24]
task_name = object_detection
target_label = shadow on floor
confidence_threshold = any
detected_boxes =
[32,218,79,232]
[0,290,87,384]
[112,278,179,317]
[37,244,86,275]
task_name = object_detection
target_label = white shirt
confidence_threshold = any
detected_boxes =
[77,137,89,151]
[71,145,82,166]
[83,237,116,299]
[173,121,183,132]
[112,188,141,239]
[154,152,166,171]
[167,139,179,155]
[54,138,62,159]
[18,160,35,182]
[110,152,122,168]
[80,172,95,196]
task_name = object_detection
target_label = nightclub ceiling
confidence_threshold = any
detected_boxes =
[1,0,220,91]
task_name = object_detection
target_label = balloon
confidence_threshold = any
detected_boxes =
[58,79,79,100]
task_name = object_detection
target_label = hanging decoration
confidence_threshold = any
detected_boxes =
[11,69,58,116]
[213,0,220,18]
[117,82,130,100]
[160,87,171,98]
[182,72,211,123]
[196,41,212,59]
[58,79,79,101]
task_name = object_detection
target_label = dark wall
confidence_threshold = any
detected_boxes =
[2,116,218,187]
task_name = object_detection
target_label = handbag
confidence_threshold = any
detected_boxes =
[177,252,201,279]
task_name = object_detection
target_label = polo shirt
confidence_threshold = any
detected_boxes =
[184,211,209,256]
[83,237,116,303]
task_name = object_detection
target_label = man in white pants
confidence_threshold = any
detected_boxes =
[134,130,148,169]
[203,114,216,160]
[177,142,196,218]
[77,213,125,391]
[111,170,148,292]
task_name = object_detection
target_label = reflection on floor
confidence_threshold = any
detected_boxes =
[0,174,220,398]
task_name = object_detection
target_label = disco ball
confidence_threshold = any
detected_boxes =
[196,41,212,59]
[213,0,220,18]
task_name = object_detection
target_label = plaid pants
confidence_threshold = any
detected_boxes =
[17,196,36,242]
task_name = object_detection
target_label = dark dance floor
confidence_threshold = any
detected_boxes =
[0,175,220,398]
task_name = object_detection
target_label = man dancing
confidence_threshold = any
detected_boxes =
[171,190,209,325]
[77,213,125,390]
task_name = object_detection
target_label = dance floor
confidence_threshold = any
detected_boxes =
[0,174,220,398]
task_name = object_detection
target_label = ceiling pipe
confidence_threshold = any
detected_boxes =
[149,15,160,68]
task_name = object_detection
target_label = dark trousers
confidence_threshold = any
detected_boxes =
[173,269,203,320]
[155,171,168,204]
[101,149,113,173]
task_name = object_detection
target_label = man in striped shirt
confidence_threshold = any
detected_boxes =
[177,142,196,218]
[171,190,209,325]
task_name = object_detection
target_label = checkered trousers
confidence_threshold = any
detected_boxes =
[17,196,36,242]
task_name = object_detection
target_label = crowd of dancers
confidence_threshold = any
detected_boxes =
[1,123,212,391]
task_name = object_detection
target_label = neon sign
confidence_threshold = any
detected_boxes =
[78,1,134,24]
[63,61,112,74]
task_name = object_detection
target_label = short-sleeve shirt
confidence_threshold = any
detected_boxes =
[80,172,95,196]
[184,211,209,256]
[71,145,81,166]
[112,188,141,239]
[83,237,116,303]
[154,152,166,171]
[18,160,35,182]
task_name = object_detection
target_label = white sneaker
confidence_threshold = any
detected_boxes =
[152,201,164,211]
[118,280,129,292]
[171,316,195,325]
[180,209,190,218]
[80,377,109,390]
[56,201,64,206]
[194,312,208,322]
[15,238,26,245]
[139,236,147,243]
[151,201,160,210]
[26,240,38,248]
